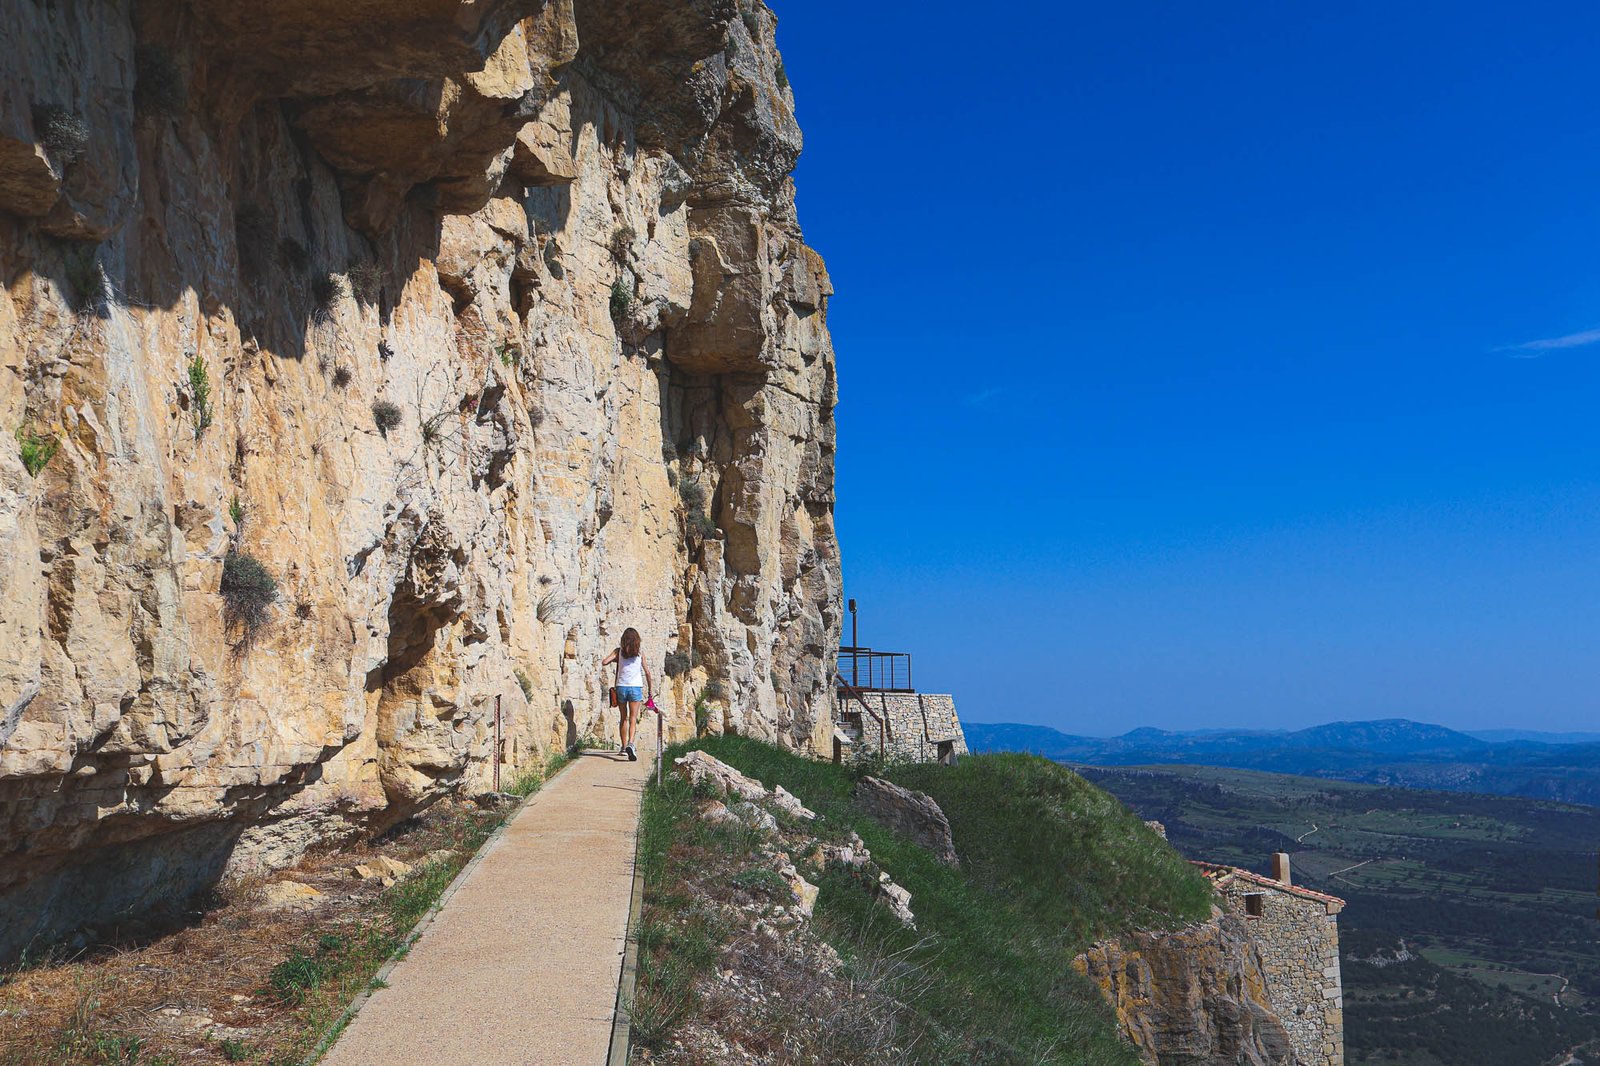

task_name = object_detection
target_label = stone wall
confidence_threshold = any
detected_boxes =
[1213,874,1344,1066]
[839,692,967,764]
[0,0,841,963]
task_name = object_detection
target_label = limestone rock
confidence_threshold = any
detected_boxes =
[854,777,959,867]
[673,751,769,803]
[353,856,413,882]
[0,0,841,965]
[1075,916,1296,1066]
[731,801,778,836]
[697,799,739,826]
[876,874,915,929]
[259,880,324,911]
[776,862,818,918]
[770,785,815,822]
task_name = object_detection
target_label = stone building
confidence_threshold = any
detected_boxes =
[1193,855,1345,1066]
[830,610,968,765]
[836,691,969,764]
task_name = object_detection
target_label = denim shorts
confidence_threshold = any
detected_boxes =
[615,685,644,704]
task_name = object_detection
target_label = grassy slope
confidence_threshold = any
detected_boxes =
[647,737,1213,1064]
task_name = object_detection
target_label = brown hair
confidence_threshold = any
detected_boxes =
[620,627,641,658]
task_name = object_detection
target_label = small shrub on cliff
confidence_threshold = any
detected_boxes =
[536,592,570,624]
[331,365,353,390]
[221,550,277,646]
[663,650,692,678]
[776,58,789,90]
[372,400,402,437]
[348,259,384,303]
[515,669,535,702]
[228,493,244,528]
[134,45,187,117]
[610,224,637,265]
[678,478,706,512]
[32,104,89,164]
[16,427,59,477]
[187,355,213,438]
[62,245,109,316]
[609,278,634,323]
[312,272,349,323]
[702,679,726,701]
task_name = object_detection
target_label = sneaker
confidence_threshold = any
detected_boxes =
[627,744,638,761]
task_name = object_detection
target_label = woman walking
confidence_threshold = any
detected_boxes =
[602,628,653,761]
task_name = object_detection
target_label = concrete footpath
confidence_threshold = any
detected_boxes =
[322,741,654,1066]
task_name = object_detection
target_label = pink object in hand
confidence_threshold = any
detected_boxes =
[645,697,657,711]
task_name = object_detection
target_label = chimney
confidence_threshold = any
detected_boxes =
[1272,852,1292,886]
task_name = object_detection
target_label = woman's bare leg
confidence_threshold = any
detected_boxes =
[626,703,640,749]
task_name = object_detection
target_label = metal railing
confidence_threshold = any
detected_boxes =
[834,671,888,758]
[837,646,913,692]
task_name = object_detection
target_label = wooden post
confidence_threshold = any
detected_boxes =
[494,694,502,793]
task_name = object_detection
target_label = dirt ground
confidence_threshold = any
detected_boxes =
[0,801,503,1066]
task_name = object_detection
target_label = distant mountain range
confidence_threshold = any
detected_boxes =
[964,718,1600,808]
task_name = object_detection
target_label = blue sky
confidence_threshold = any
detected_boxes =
[770,2,1600,734]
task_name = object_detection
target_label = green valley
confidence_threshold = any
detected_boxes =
[1078,764,1600,1066]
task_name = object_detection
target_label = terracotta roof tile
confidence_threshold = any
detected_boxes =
[1190,860,1346,911]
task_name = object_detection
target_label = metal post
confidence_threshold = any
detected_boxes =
[494,694,502,793]
[849,598,858,687]
[656,710,663,787]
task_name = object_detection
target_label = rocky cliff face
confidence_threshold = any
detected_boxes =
[0,0,841,962]
[1076,914,1297,1065]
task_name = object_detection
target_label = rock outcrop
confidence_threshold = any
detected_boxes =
[0,0,840,963]
[852,775,958,866]
[1075,915,1296,1065]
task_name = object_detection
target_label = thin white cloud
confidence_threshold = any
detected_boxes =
[1502,326,1600,356]
[966,386,1006,406]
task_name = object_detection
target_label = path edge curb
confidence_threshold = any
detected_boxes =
[299,755,580,1066]
[606,768,649,1065]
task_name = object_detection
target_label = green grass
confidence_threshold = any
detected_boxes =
[635,736,1214,1064]
[16,428,58,477]
[218,1037,252,1061]
[631,768,729,1052]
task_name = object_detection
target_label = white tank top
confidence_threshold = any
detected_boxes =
[617,654,644,687]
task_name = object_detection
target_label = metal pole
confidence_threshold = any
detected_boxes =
[494,694,502,793]
[656,710,663,787]
[849,598,858,687]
